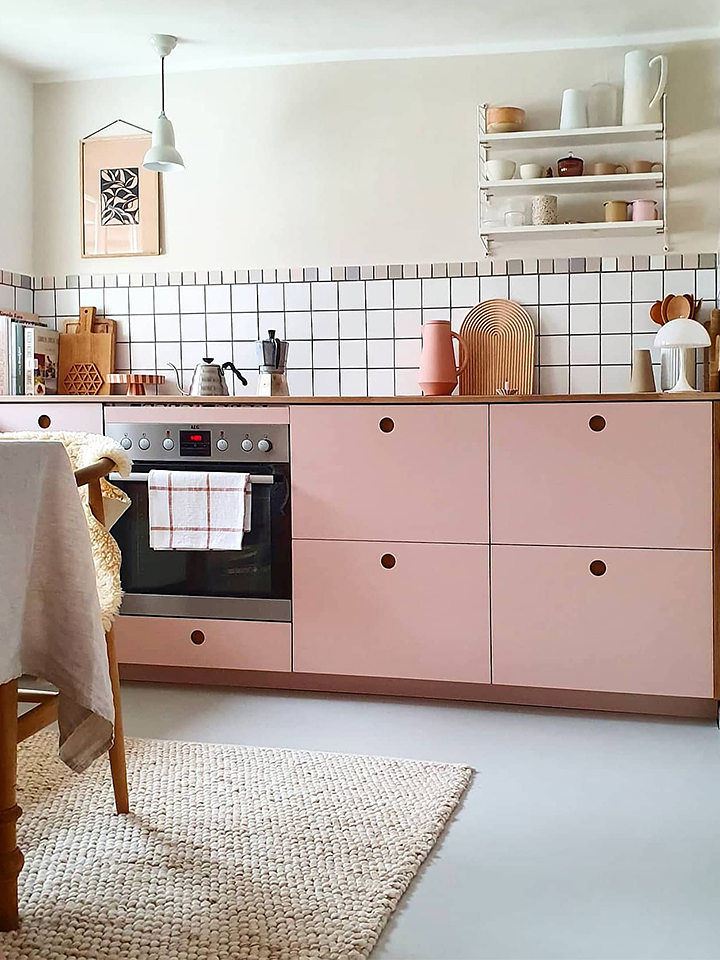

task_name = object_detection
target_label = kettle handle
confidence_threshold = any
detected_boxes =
[222,361,249,387]
[648,54,668,111]
[451,331,468,375]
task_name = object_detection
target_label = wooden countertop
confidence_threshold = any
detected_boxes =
[1,393,719,405]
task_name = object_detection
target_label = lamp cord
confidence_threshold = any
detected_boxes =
[161,56,165,114]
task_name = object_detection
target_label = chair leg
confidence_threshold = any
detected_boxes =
[0,680,23,931]
[105,628,129,814]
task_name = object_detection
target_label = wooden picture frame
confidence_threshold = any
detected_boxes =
[80,134,160,258]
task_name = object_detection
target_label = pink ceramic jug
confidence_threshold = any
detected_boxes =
[630,199,658,222]
[418,320,468,396]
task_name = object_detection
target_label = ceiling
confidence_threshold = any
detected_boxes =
[1,0,718,81]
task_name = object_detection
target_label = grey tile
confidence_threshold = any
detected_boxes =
[303,267,319,282]
[538,259,554,274]
[585,257,601,273]
[221,270,235,285]
[142,272,155,286]
[431,263,447,278]
[569,258,585,273]
[169,271,183,285]
[208,270,222,284]
[477,260,492,276]
[617,256,633,271]
[633,256,650,271]
[317,267,332,281]
[601,258,617,272]
[553,258,569,274]
[650,255,666,270]
[276,268,290,283]
[91,274,103,288]
[262,268,276,283]
[699,253,716,269]
[388,264,403,280]
[665,254,682,270]
[374,265,389,280]
[491,260,507,276]
[290,267,304,283]
[448,262,462,278]
[67,275,79,289]
[522,258,538,275]
[360,266,374,280]
[331,266,345,281]
[682,254,699,270]
[507,259,523,276]
[462,262,477,277]
[418,263,432,279]
[181,271,195,285]
[249,269,263,283]
[346,266,361,280]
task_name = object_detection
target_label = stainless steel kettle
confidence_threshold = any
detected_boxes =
[168,358,248,397]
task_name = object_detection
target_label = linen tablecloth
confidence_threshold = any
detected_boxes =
[0,440,113,772]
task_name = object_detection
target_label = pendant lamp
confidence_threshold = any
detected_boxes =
[143,34,185,173]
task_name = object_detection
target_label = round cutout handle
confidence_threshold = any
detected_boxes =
[588,415,606,432]
[190,630,206,645]
[37,414,51,429]
[379,417,394,433]
[451,331,469,376]
[589,559,607,577]
[380,554,396,569]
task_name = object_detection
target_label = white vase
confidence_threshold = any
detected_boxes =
[559,89,588,130]
[622,49,668,125]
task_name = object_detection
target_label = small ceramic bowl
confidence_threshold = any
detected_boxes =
[486,106,526,133]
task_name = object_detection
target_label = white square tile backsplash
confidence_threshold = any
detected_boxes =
[23,254,719,397]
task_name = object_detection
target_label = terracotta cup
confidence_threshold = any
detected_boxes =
[588,162,628,176]
[627,160,663,174]
[604,200,629,222]
[418,320,468,396]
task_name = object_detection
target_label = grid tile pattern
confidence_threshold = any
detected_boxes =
[26,255,720,397]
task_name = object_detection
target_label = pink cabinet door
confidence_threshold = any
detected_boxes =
[490,402,712,549]
[293,539,490,682]
[0,402,103,434]
[291,404,488,543]
[491,545,713,697]
[114,616,292,671]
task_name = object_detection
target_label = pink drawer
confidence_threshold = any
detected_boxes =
[293,539,490,682]
[291,404,489,543]
[114,616,291,671]
[0,402,103,434]
[490,402,712,549]
[491,544,713,697]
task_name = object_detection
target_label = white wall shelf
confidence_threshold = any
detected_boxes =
[480,220,665,241]
[478,122,663,149]
[479,172,663,194]
[477,99,668,255]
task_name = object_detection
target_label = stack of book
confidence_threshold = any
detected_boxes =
[0,311,60,395]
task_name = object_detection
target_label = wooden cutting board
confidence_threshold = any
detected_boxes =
[458,299,535,396]
[58,307,116,396]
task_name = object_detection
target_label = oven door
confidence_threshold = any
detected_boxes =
[111,462,291,621]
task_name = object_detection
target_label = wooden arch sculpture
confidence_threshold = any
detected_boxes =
[458,299,536,396]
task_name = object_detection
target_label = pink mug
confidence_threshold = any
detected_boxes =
[630,199,658,222]
[418,320,468,396]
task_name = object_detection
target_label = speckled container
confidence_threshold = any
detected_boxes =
[531,195,558,226]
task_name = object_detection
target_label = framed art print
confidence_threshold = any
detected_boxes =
[80,134,160,258]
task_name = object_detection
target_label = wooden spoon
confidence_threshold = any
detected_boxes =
[660,294,673,324]
[683,293,695,317]
[649,301,664,325]
[693,298,703,319]
[666,294,692,321]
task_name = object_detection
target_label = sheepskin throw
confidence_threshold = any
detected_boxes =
[0,431,132,630]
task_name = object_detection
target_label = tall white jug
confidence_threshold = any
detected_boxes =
[622,49,668,125]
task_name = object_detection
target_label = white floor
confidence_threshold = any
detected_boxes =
[120,682,720,960]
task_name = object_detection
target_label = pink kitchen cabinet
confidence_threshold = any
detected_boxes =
[490,401,712,549]
[0,402,103,434]
[491,544,713,697]
[115,616,292,671]
[291,404,489,543]
[293,539,490,682]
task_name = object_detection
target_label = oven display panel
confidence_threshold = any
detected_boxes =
[179,429,212,457]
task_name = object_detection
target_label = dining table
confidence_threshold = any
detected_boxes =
[0,439,116,930]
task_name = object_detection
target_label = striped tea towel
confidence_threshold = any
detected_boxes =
[148,470,252,550]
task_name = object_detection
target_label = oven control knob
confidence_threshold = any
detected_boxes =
[216,438,229,452]
[120,437,132,450]
[257,438,273,453]
[241,438,254,452]
[138,437,151,451]
[162,437,175,451]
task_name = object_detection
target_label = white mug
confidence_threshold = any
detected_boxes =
[485,159,516,181]
[559,88,588,130]
[519,163,545,180]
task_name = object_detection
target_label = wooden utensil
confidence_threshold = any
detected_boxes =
[660,294,673,324]
[704,309,720,392]
[683,293,695,317]
[649,301,664,325]
[693,298,703,319]
[666,295,692,321]
[58,307,116,396]
[458,299,535,396]
[106,373,165,396]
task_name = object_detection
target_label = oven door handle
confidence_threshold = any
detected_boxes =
[110,473,275,485]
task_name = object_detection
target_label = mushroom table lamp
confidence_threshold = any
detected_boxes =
[654,318,711,393]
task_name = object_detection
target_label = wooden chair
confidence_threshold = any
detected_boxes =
[0,456,129,931]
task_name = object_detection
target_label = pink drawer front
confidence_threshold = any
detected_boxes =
[0,402,103,434]
[491,544,713,697]
[490,402,712,549]
[293,539,490,682]
[291,404,489,543]
[114,616,291,671]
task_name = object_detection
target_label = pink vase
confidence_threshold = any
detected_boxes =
[418,320,468,396]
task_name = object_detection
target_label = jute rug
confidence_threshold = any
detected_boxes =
[1,733,471,960]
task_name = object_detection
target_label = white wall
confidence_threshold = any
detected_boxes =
[0,57,33,273]
[33,40,720,276]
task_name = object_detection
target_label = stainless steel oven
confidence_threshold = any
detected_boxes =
[105,421,291,621]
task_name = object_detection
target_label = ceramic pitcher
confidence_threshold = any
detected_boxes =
[418,320,468,396]
[621,49,668,125]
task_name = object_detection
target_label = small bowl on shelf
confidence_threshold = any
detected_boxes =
[486,106,526,133]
